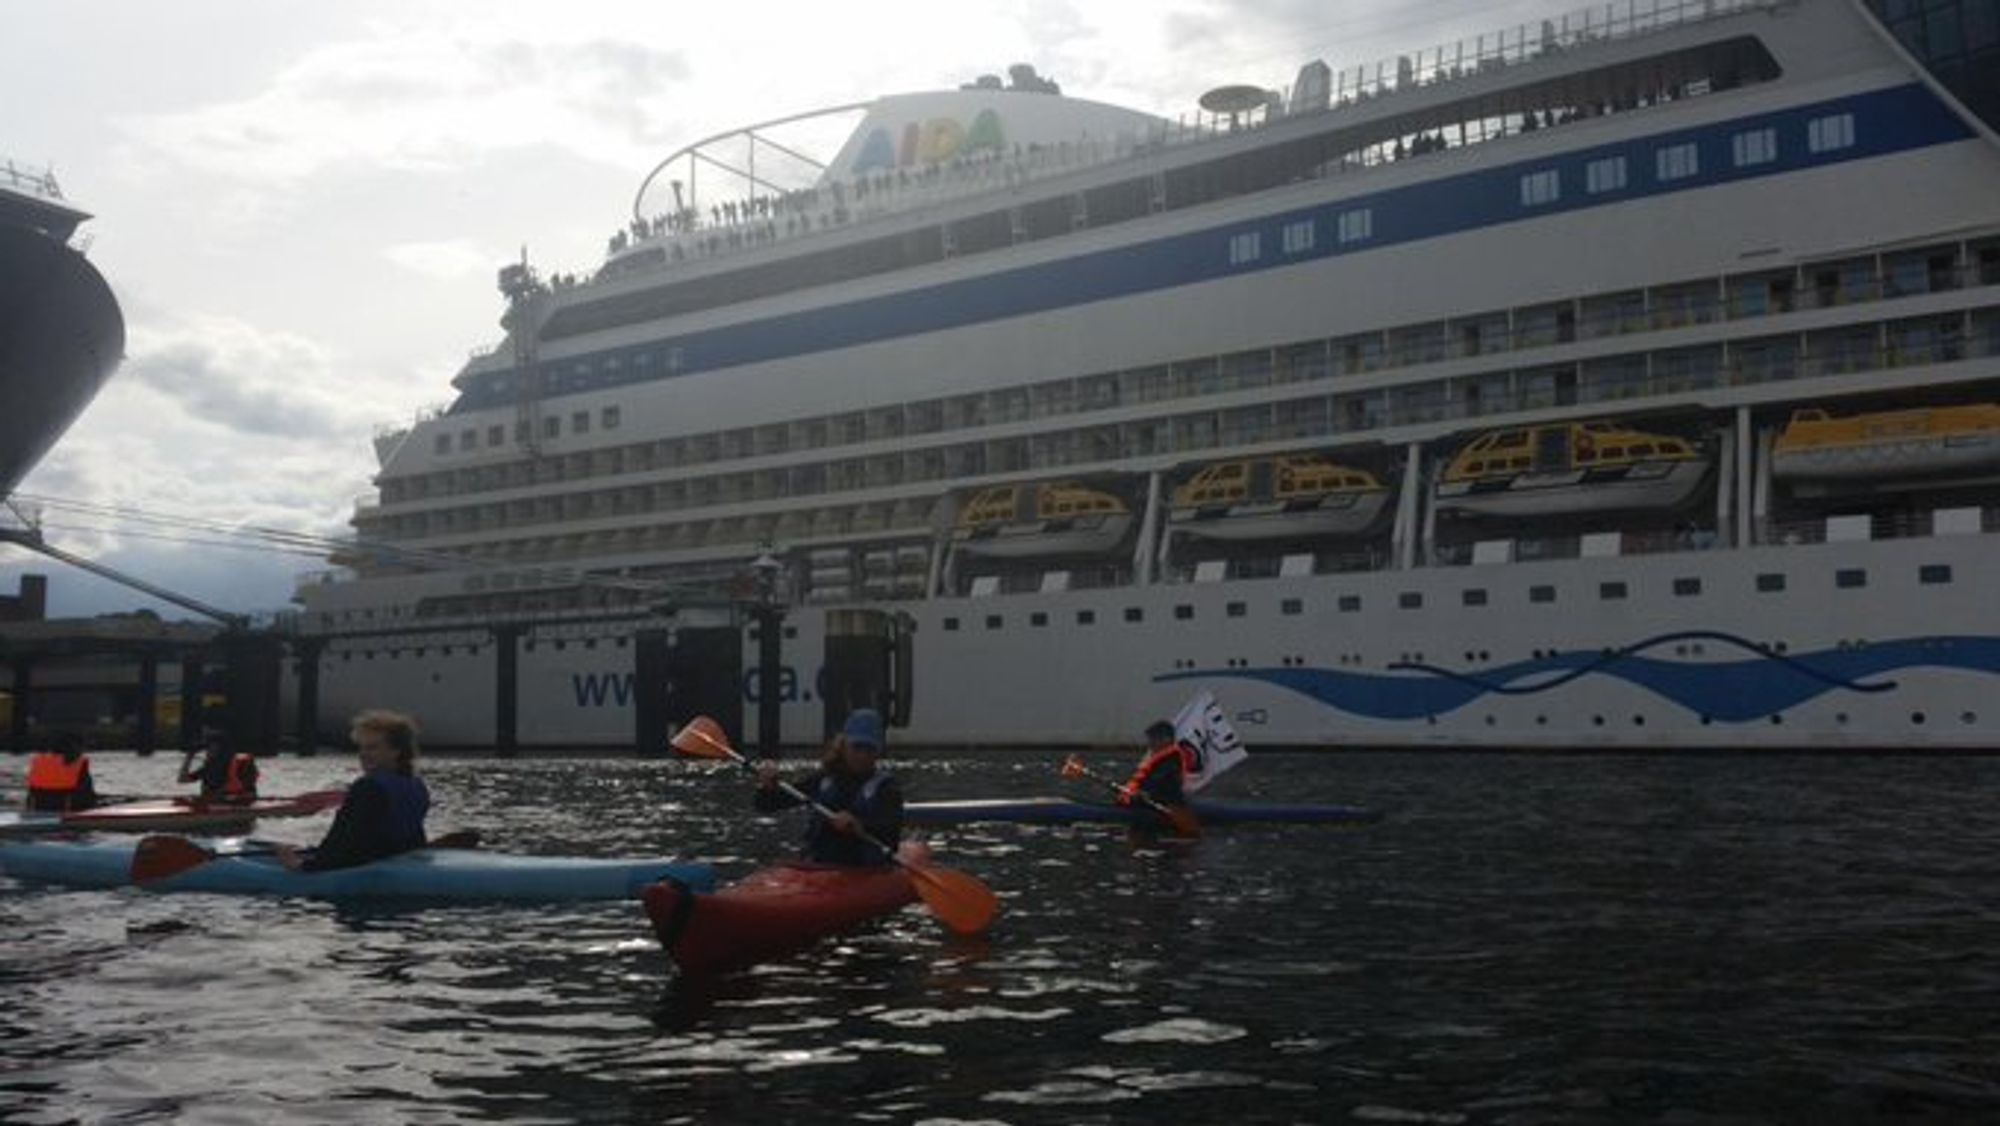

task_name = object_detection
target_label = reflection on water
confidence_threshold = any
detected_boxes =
[3,750,1999,1124]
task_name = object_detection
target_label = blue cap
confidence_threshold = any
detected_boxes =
[842,708,885,750]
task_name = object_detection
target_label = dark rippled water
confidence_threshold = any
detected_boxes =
[4,750,1998,1125]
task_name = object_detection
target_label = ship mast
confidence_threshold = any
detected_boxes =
[497,249,547,459]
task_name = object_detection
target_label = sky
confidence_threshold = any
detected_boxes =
[1,0,1560,621]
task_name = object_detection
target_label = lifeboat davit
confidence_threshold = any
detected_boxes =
[1434,420,1710,518]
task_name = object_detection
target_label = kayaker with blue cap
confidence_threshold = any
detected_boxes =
[754,707,904,866]
[1122,719,1193,812]
[274,709,430,872]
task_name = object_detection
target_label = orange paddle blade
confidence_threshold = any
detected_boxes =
[905,861,1000,935]
[130,835,216,885]
[670,715,738,761]
[1059,755,1087,780]
[1159,804,1204,838]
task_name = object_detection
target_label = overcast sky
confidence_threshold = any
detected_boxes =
[2,0,1557,620]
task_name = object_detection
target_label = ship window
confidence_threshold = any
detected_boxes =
[1226,601,1246,618]
[1920,563,1953,584]
[1463,589,1488,607]
[943,617,960,631]
[544,416,560,439]
[1030,611,1049,627]
[1674,577,1702,596]
[1077,609,1096,624]
[1337,208,1373,244]
[1530,585,1556,603]
[1338,595,1361,612]
[1585,156,1628,194]
[1281,598,1303,615]
[985,615,1003,630]
[434,434,451,455]
[1656,142,1700,182]
[1228,232,1261,265]
[1808,113,1855,153]
[1600,581,1629,601]
[1731,127,1777,167]
[1124,607,1144,623]
[1836,568,1867,589]
[458,429,476,452]
[1628,444,1656,458]
[572,412,590,434]
[1282,220,1315,254]
[1398,592,1422,609]
[486,425,504,447]
[1757,572,1786,592]
[1175,604,1195,620]
[1519,169,1560,207]
[602,406,621,430]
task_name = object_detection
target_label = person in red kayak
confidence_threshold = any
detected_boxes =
[1121,720,1194,822]
[754,708,903,866]
[274,710,430,872]
[177,724,259,804]
[24,731,99,813]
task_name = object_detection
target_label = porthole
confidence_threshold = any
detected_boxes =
[1535,715,1547,726]
[1592,715,1605,727]
[1770,714,1784,725]
[1960,711,1977,725]
[1912,712,1927,725]
[1632,715,1646,726]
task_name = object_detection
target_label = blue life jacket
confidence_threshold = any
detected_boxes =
[803,770,898,866]
[365,768,430,850]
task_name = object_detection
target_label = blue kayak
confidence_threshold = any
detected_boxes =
[903,797,1380,826]
[0,837,717,902]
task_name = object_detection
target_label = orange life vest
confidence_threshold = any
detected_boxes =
[27,752,87,793]
[223,753,258,799]
[1119,742,1191,805]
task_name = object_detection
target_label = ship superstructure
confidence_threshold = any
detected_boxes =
[295,0,2000,749]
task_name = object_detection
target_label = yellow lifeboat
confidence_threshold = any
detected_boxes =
[1168,455,1388,541]
[949,481,1133,558]
[1435,420,1709,518]
[1771,404,2000,481]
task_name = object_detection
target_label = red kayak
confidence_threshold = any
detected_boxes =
[59,790,346,833]
[643,843,926,976]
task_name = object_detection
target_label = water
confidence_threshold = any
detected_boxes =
[4,750,1998,1124]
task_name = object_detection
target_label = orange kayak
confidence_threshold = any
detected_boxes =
[644,843,925,976]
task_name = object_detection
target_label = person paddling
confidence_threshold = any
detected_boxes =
[24,731,99,813]
[178,724,259,804]
[1121,720,1195,828]
[754,708,903,867]
[274,710,429,872]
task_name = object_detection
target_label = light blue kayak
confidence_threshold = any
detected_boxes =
[0,837,716,902]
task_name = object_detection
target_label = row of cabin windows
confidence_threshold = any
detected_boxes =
[1520,114,1854,208]
[1229,209,1373,265]
[436,406,623,455]
[937,564,1953,629]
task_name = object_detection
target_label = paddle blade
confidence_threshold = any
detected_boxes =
[130,835,215,885]
[906,862,1000,936]
[670,716,740,762]
[1160,805,1203,838]
[1059,755,1087,780]
[295,789,347,813]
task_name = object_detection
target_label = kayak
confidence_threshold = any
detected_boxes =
[0,837,718,902]
[643,843,926,976]
[903,796,1381,826]
[52,790,348,834]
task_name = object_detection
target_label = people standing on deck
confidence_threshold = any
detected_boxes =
[274,710,429,873]
[754,708,904,866]
[178,724,259,804]
[23,731,98,813]
[1121,720,1194,818]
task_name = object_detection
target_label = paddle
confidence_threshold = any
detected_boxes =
[670,715,998,936]
[130,829,483,886]
[1060,754,1202,837]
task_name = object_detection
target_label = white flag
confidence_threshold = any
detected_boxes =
[1172,691,1248,793]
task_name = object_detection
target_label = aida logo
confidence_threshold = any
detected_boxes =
[850,110,1006,174]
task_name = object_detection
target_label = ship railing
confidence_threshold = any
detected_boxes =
[0,157,62,201]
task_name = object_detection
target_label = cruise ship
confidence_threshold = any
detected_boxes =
[0,159,124,501]
[291,0,2000,749]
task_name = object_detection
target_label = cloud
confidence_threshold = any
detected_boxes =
[383,238,493,280]
[121,315,381,441]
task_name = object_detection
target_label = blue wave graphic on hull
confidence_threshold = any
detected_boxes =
[1158,634,2000,722]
